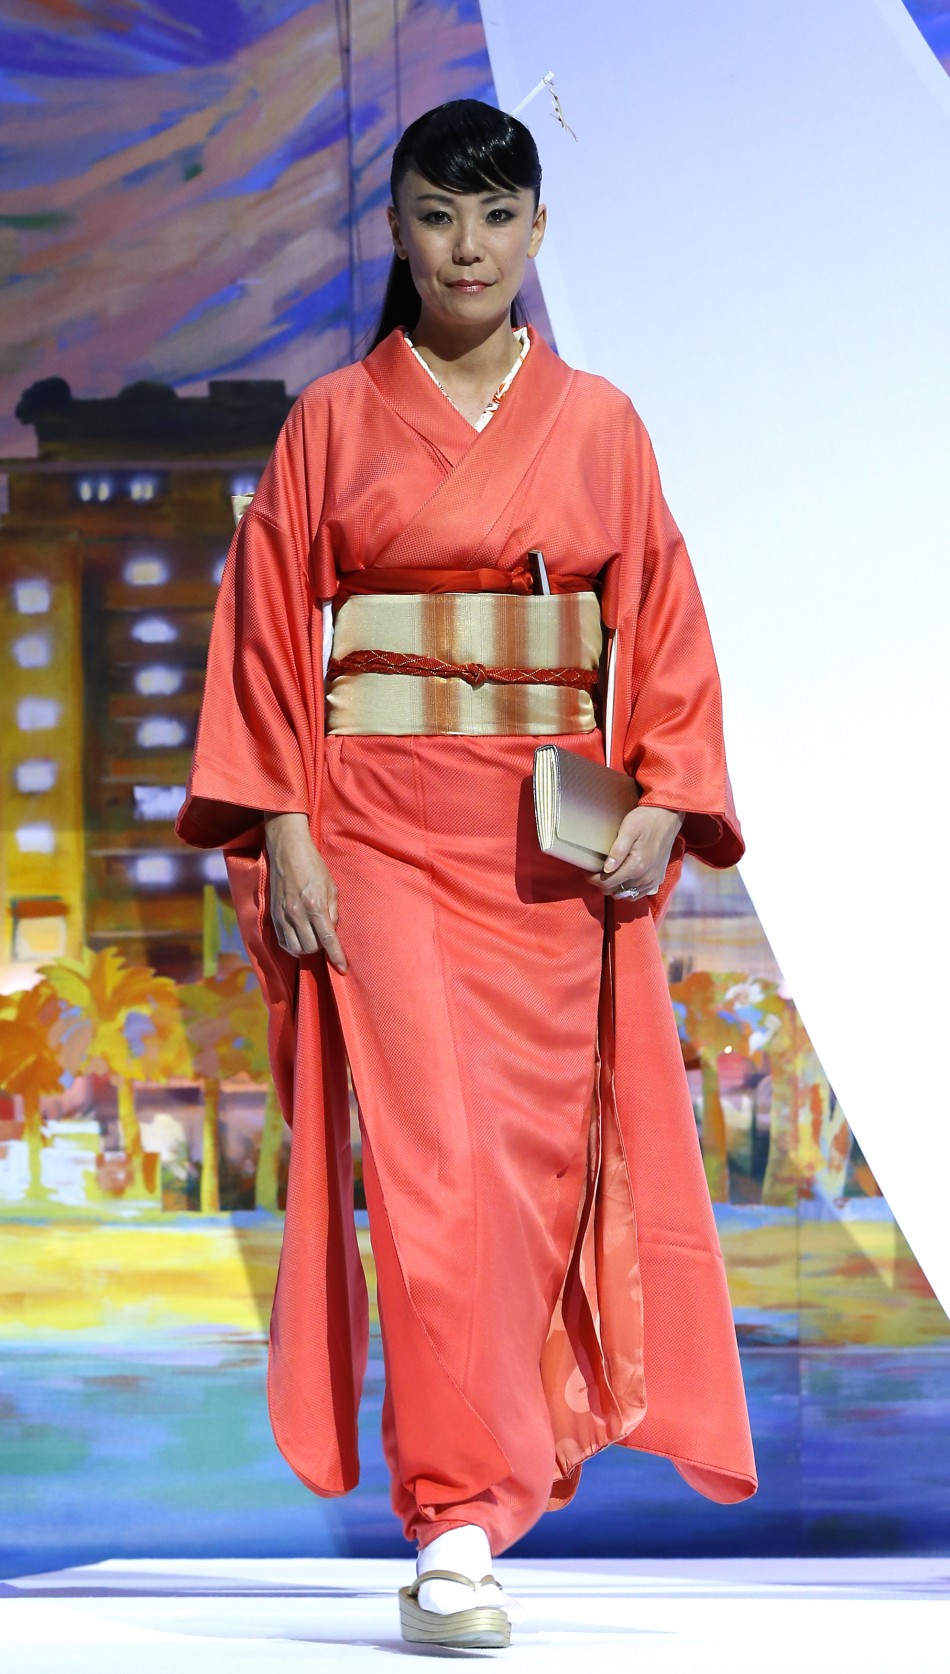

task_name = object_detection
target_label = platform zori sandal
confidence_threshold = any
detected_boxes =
[398,1568,512,1647]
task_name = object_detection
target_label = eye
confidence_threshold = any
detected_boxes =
[422,210,452,224]
[487,209,515,222]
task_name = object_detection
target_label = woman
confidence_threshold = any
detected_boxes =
[176,99,757,1649]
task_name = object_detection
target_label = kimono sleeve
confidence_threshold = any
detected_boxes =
[175,396,326,851]
[621,411,745,870]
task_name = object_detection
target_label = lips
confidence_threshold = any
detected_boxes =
[447,280,490,290]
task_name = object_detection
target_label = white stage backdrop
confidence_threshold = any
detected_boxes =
[481,0,950,1315]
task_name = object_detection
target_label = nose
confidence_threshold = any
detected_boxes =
[453,224,481,263]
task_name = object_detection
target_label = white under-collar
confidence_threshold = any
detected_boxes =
[402,326,530,431]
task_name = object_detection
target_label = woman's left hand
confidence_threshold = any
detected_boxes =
[586,806,685,899]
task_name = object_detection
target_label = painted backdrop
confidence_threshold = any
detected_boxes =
[0,0,948,1579]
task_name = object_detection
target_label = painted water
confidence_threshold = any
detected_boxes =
[3,1332,949,1580]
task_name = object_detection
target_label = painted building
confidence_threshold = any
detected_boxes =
[0,378,293,987]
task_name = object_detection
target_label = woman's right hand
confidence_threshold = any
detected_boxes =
[263,813,348,974]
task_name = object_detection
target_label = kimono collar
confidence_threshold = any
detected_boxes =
[360,321,573,467]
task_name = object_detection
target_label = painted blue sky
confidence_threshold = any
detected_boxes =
[0,2,945,455]
[0,1,499,455]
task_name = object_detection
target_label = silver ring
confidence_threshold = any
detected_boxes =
[616,884,640,899]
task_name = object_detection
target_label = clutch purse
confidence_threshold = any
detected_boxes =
[532,743,640,871]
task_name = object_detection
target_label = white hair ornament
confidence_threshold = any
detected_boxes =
[508,70,577,140]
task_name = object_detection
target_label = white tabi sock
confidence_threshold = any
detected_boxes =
[415,1523,509,1617]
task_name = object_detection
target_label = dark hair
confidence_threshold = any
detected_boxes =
[362,99,542,354]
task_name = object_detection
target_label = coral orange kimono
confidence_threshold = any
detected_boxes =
[176,323,758,1536]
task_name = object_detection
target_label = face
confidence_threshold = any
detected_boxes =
[387,166,546,329]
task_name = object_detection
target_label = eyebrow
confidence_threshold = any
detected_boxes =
[413,189,520,204]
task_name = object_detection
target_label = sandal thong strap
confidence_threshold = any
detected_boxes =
[407,1569,500,1597]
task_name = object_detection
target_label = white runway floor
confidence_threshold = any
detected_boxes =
[4,1557,949,1671]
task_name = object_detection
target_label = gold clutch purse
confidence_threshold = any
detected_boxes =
[532,743,640,871]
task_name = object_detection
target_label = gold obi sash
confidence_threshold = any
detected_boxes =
[325,566,605,736]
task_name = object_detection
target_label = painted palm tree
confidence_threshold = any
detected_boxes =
[200,883,283,1212]
[669,970,748,1202]
[177,955,264,1214]
[712,978,853,1206]
[0,980,84,1204]
[41,946,187,1201]
[238,984,284,1214]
